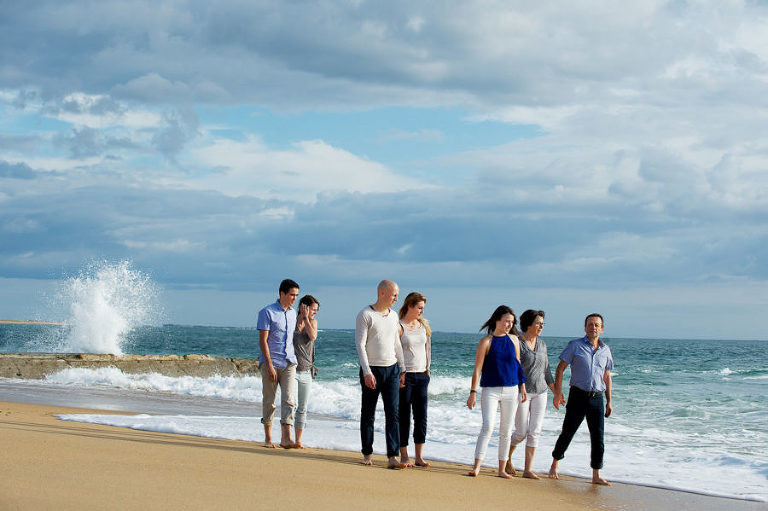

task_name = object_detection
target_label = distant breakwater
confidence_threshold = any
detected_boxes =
[0,353,260,379]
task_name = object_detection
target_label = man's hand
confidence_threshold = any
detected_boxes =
[399,372,406,388]
[553,392,565,410]
[267,364,277,382]
[364,373,376,389]
[605,401,612,418]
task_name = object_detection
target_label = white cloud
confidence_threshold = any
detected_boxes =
[178,135,435,202]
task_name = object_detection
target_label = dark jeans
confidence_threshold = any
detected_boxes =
[552,386,606,469]
[360,364,400,457]
[399,372,429,447]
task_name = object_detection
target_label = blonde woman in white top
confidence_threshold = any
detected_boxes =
[398,292,432,468]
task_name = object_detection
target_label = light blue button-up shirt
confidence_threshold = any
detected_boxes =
[559,336,613,392]
[257,300,297,369]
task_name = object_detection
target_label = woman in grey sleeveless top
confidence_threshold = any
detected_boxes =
[293,294,319,448]
[505,309,554,478]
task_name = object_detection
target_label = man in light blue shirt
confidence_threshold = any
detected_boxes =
[549,313,614,486]
[257,278,299,448]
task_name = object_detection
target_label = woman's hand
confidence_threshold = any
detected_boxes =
[466,391,477,410]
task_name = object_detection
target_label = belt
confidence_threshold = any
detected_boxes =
[572,387,603,398]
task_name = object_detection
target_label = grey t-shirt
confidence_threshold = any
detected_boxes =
[293,329,315,372]
[519,337,555,395]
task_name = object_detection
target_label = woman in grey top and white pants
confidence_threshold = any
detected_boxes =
[506,309,554,478]
[293,294,319,449]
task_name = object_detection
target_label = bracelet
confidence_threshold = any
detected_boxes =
[470,389,477,393]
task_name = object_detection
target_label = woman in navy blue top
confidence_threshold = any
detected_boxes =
[466,305,527,478]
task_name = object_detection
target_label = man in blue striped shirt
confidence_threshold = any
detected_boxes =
[549,313,614,486]
[258,279,300,449]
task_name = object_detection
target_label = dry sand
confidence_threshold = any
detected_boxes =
[0,400,765,511]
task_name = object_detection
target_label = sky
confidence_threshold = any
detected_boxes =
[1,1,767,339]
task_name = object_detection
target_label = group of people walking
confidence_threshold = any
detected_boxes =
[258,278,614,485]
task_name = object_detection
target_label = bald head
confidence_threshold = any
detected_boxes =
[375,280,399,309]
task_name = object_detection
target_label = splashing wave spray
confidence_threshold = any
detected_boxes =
[54,261,160,355]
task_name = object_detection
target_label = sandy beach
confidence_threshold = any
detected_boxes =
[0,400,764,511]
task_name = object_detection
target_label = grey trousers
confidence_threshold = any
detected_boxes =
[260,362,297,426]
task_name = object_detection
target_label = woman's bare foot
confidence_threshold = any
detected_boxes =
[504,460,516,476]
[294,442,306,449]
[592,469,611,485]
[400,456,413,468]
[522,470,541,480]
[264,442,277,448]
[414,459,430,467]
[497,470,513,479]
[466,469,479,477]
[387,457,406,469]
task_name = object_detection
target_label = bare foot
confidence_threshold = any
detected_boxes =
[497,470,513,479]
[264,442,277,449]
[466,470,479,477]
[548,463,559,479]
[414,459,430,467]
[400,456,413,468]
[522,471,541,480]
[592,477,612,486]
[294,442,306,449]
[504,460,516,476]
[387,457,406,470]
[279,442,296,449]
[361,455,374,466]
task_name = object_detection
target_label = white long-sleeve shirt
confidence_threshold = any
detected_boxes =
[355,306,404,376]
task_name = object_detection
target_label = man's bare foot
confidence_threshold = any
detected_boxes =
[361,455,374,466]
[522,470,541,480]
[548,462,559,479]
[592,477,612,486]
[387,457,406,469]
[466,469,479,477]
[294,442,306,449]
[279,442,296,449]
[497,470,513,479]
[264,442,277,448]
[504,460,516,476]
[414,459,430,467]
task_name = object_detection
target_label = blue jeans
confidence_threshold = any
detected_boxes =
[551,386,606,469]
[360,364,400,457]
[399,372,429,446]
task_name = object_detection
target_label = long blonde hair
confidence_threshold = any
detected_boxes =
[398,292,431,337]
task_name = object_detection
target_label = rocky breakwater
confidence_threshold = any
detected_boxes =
[0,353,261,379]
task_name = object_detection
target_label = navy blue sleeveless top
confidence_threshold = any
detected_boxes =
[479,335,527,387]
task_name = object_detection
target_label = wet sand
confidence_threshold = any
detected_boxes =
[1,400,766,510]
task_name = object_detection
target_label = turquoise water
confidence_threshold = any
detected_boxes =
[1,324,767,501]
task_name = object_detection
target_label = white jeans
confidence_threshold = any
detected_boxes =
[294,369,313,431]
[473,386,519,462]
[510,391,548,448]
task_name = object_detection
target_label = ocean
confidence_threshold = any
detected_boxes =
[1,323,766,502]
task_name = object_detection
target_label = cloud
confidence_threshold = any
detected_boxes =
[0,160,37,179]
[1,1,768,335]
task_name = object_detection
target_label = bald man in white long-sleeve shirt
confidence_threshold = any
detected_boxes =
[356,279,406,469]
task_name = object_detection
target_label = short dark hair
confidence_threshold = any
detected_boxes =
[585,313,604,327]
[520,309,545,332]
[279,279,300,295]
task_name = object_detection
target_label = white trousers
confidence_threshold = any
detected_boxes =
[473,386,519,462]
[510,390,548,448]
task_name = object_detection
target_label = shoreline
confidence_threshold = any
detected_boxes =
[1,398,765,510]
[0,319,66,325]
